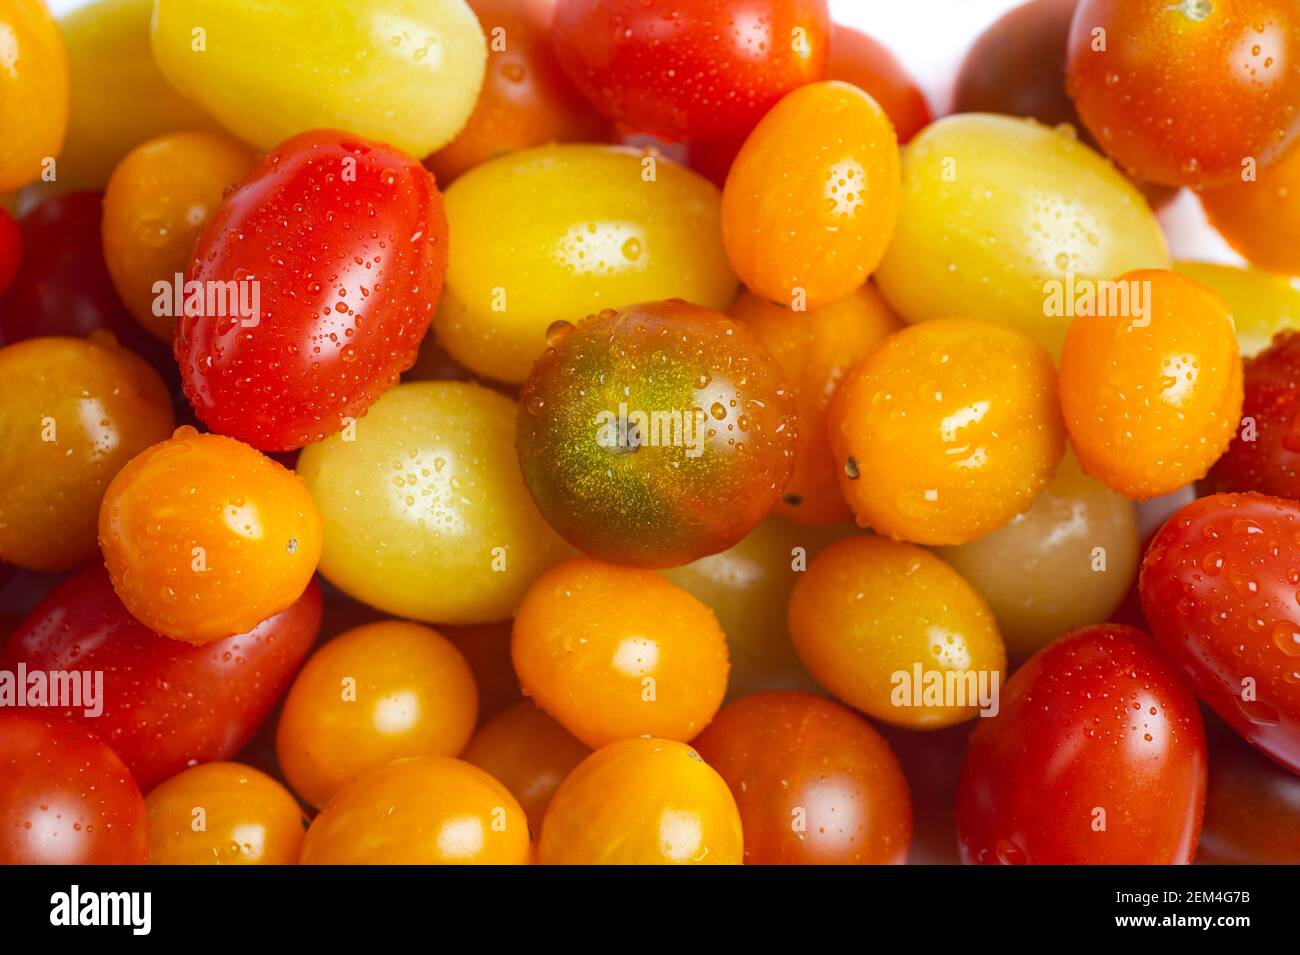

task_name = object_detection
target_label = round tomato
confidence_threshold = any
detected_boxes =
[0,0,68,192]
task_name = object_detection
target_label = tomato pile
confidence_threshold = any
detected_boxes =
[2,0,1300,867]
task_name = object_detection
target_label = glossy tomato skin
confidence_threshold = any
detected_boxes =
[1067,0,1300,188]
[0,565,322,791]
[1206,332,1300,500]
[0,713,148,864]
[177,129,449,451]
[828,25,929,142]
[1201,145,1300,274]
[693,692,911,864]
[0,0,68,192]
[1141,493,1300,773]
[956,624,1206,865]
[551,0,829,142]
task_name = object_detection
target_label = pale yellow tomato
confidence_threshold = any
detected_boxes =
[1174,261,1300,359]
[0,0,67,192]
[434,144,738,383]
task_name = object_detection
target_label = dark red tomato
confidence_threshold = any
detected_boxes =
[0,713,148,864]
[1198,714,1300,864]
[1141,492,1300,774]
[956,624,1206,864]
[176,130,449,451]
[0,208,20,297]
[0,193,168,368]
[1206,332,1300,500]
[0,564,322,790]
[693,691,911,864]
[826,25,930,142]
[551,0,830,142]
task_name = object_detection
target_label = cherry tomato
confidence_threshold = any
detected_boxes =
[435,144,737,384]
[0,0,68,192]
[300,756,531,864]
[177,130,449,452]
[1175,261,1300,359]
[828,25,930,143]
[103,132,257,342]
[0,209,21,297]
[297,381,573,624]
[0,336,175,571]
[939,452,1140,664]
[0,713,148,864]
[662,517,851,698]
[145,762,307,865]
[1200,143,1300,275]
[0,565,321,790]
[152,0,487,157]
[1059,269,1243,499]
[789,536,1006,728]
[873,114,1169,358]
[956,624,1206,864]
[99,426,322,644]
[55,0,222,191]
[827,319,1064,546]
[426,0,606,183]
[538,737,742,864]
[1067,0,1300,188]
[462,701,590,835]
[1140,492,1300,774]
[551,0,829,142]
[722,81,899,309]
[694,692,911,864]
[512,558,729,746]
[1206,331,1300,500]
[442,621,523,724]
[1197,717,1300,864]
[277,621,478,808]
[517,300,796,567]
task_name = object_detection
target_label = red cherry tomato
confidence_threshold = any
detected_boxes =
[551,0,830,142]
[0,208,20,297]
[176,130,449,451]
[0,564,322,790]
[0,713,148,864]
[956,624,1206,864]
[1141,492,1300,774]
[826,25,930,142]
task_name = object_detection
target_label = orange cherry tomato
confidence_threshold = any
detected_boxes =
[462,701,590,835]
[789,535,1007,729]
[0,335,175,571]
[722,80,900,309]
[538,737,743,864]
[693,691,912,864]
[827,319,1064,546]
[145,762,307,865]
[425,0,606,184]
[98,426,322,644]
[299,756,530,864]
[730,285,901,525]
[512,558,729,747]
[827,25,930,142]
[276,620,479,808]
[102,131,257,341]
[0,0,68,192]
[443,620,523,724]
[1059,269,1243,499]
[1201,143,1300,275]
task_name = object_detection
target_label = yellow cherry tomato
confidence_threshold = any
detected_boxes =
[723,81,900,309]
[1174,260,1300,359]
[300,756,530,864]
[0,0,67,192]
[538,738,743,865]
[938,452,1139,663]
[874,114,1169,358]
[55,0,220,191]
[827,319,1065,546]
[1059,269,1243,499]
[151,0,486,158]
[462,701,590,835]
[434,144,738,383]
[102,131,257,341]
[99,426,323,644]
[0,336,174,571]
[730,285,901,525]
[145,762,306,865]
[662,517,853,699]
[789,535,1007,729]
[276,621,479,808]
[296,381,573,624]
[512,558,729,748]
